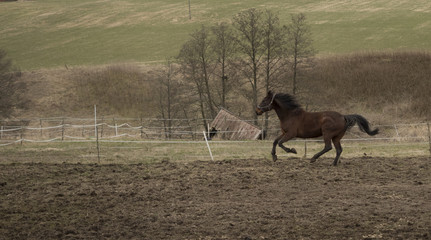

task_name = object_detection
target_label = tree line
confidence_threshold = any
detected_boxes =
[0,8,315,136]
[159,8,315,133]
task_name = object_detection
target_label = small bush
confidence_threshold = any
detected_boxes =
[0,49,27,118]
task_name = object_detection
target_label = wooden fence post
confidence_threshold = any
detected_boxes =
[61,118,65,141]
[394,124,400,141]
[100,116,104,138]
[20,127,23,145]
[82,124,85,138]
[304,104,308,158]
[304,139,308,159]
[96,125,100,163]
[140,117,143,138]
[427,122,431,158]
[40,119,43,138]
[114,118,118,136]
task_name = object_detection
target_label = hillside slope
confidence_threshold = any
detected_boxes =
[1,0,430,70]
[12,51,431,124]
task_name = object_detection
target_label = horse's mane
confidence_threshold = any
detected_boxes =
[274,93,302,110]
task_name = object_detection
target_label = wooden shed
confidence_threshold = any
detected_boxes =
[210,108,262,140]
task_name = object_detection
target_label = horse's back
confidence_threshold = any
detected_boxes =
[298,111,345,138]
[304,110,344,124]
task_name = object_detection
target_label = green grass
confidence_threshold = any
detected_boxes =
[0,140,428,165]
[1,0,430,70]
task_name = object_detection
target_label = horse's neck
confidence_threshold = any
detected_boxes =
[274,105,303,121]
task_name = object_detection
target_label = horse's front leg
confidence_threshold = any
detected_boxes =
[271,134,283,162]
[272,132,297,162]
[278,132,297,155]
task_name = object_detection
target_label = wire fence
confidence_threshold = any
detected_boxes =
[0,117,430,142]
[1,117,430,162]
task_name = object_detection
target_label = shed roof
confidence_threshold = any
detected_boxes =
[210,108,262,140]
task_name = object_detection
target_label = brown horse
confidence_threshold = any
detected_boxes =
[256,91,379,166]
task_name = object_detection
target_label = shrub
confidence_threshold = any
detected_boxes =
[0,49,27,118]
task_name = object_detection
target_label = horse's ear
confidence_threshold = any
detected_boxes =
[268,90,273,96]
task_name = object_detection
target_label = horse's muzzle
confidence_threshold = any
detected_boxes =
[255,107,264,115]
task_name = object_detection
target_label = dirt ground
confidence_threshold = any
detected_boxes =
[1,156,430,239]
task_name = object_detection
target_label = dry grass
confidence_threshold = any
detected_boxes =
[0,138,429,165]
[305,51,431,121]
[12,50,431,124]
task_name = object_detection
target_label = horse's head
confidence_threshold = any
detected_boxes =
[256,91,276,115]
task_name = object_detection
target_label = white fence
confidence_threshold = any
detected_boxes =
[1,117,207,145]
[1,117,430,160]
[1,117,430,142]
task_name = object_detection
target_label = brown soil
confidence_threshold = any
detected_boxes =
[1,157,430,239]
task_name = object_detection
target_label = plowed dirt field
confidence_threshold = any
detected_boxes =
[1,157,430,239]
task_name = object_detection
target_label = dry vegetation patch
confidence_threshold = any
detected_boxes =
[13,51,431,123]
[307,51,431,121]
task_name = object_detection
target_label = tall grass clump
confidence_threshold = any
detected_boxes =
[70,64,157,117]
[309,51,431,120]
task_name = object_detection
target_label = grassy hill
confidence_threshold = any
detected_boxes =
[12,51,430,123]
[1,0,430,70]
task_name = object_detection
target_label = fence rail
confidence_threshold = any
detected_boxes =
[1,117,430,161]
[1,118,430,142]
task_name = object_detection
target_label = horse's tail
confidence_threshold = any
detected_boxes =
[344,114,379,136]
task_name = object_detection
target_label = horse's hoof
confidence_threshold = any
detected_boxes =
[310,158,316,163]
[272,155,277,162]
[291,148,297,154]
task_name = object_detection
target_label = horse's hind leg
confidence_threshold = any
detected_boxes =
[310,137,332,163]
[332,134,344,166]
[332,141,342,166]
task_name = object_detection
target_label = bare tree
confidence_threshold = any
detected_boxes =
[0,49,26,118]
[262,10,288,130]
[176,10,316,127]
[178,39,210,132]
[233,8,266,124]
[190,25,217,119]
[286,13,315,95]
[211,22,237,109]
[156,60,177,139]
